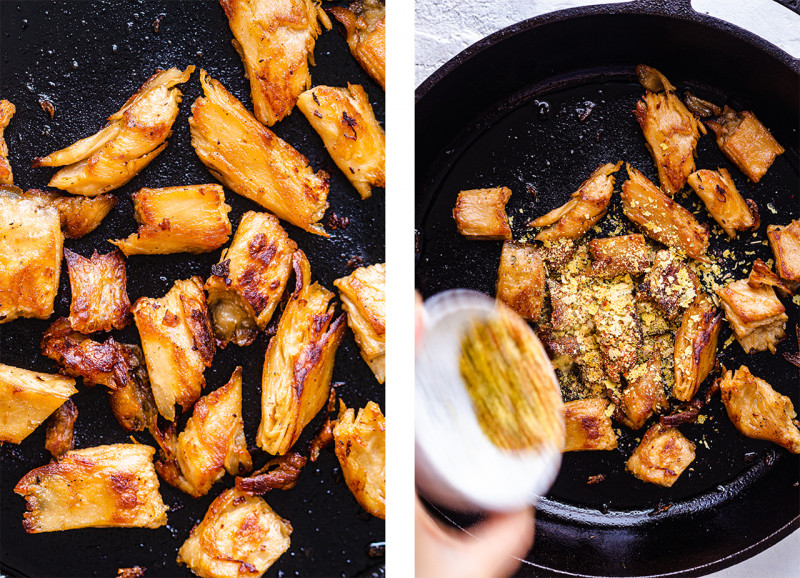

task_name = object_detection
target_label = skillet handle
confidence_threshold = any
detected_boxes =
[617,0,800,59]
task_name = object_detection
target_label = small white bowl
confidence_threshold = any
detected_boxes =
[415,289,564,513]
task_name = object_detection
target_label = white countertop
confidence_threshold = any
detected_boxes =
[415,1,800,576]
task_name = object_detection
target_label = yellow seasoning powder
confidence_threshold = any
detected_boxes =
[459,310,563,452]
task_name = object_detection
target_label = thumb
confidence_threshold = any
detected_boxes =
[466,508,536,577]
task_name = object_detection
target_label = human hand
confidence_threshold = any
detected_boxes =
[415,495,535,578]
[414,292,536,577]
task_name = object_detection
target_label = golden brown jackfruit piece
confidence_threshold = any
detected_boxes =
[563,398,618,452]
[621,164,709,261]
[257,251,346,455]
[634,65,705,195]
[687,168,758,239]
[329,0,385,88]
[64,249,130,333]
[767,220,800,284]
[206,211,298,348]
[0,191,63,323]
[20,188,117,239]
[177,487,291,578]
[155,367,252,497]
[333,401,385,519]
[720,365,800,454]
[297,84,385,199]
[0,100,15,185]
[638,250,699,321]
[0,363,77,444]
[190,70,330,235]
[221,0,330,126]
[748,258,793,298]
[529,161,622,241]
[132,277,215,420]
[453,187,512,240]
[495,241,546,322]
[206,216,296,348]
[33,66,194,196]
[44,399,78,460]
[616,353,668,430]
[334,263,386,383]
[40,318,157,433]
[14,444,168,532]
[626,423,695,487]
[673,293,722,402]
[41,318,128,389]
[111,185,231,255]
[706,106,784,183]
[593,279,642,384]
[717,278,787,354]
[589,234,649,277]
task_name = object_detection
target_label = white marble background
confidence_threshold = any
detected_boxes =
[415,1,800,576]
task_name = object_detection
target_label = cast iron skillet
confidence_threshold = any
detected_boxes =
[0,1,384,576]
[415,1,799,576]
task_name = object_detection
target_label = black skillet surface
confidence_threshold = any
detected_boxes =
[0,1,384,576]
[416,2,799,576]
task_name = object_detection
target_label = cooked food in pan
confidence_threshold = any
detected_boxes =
[41,318,158,435]
[593,279,641,384]
[637,250,699,321]
[748,258,793,298]
[333,400,386,519]
[453,187,512,240]
[33,66,194,196]
[42,318,131,388]
[335,262,386,383]
[437,61,795,501]
[14,444,168,532]
[132,277,216,421]
[673,293,722,402]
[177,487,291,578]
[588,234,649,277]
[3,2,384,574]
[257,251,346,455]
[542,268,608,398]
[563,398,618,452]
[44,399,78,460]
[621,163,709,261]
[189,70,330,236]
[767,219,800,286]
[205,211,298,347]
[0,363,77,444]
[0,191,63,323]
[329,0,386,89]
[0,99,15,185]
[18,188,117,239]
[64,249,130,333]
[111,185,232,255]
[717,278,787,354]
[297,83,385,199]
[496,241,546,322]
[236,451,307,495]
[614,353,668,430]
[220,0,330,127]
[626,423,696,487]
[687,168,759,239]
[528,161,622,242]
[634,65,705,196]
[107,346,158,434]
[706,106,784,183]
[720,366,800,454]
[155,367,252,497]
